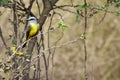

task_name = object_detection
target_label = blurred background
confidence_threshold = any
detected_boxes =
[0,0,120,80]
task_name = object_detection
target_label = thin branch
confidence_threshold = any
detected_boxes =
[13,0,18,39]
[47,12,54,67]
[41,30,49,80]
[39,0,58,30]
[83,0,88,80]
[54,4,74,8]
[28,0,35,9]
[89,6,119,14]
[98,3,109,24]
[98,11,107,24]
[36,0,41,16]
[0,26,8,50]
[20,0,25,7]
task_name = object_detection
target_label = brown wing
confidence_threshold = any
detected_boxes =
[22,25,30,48]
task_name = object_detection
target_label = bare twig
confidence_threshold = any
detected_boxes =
[47,12,54,67]
[89,6,119,14]
[13,0,18,39]
[83,0,88,80]
[0,26,8,49]
[41,30,49,80]
[35,3,42,78]
[36,0,41,16]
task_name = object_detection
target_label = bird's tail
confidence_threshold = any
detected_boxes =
[22,33,29,48]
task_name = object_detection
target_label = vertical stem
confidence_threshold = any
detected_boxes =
[36,0,41,16]
[84,0,87,35]
[47,12,54,67]
[0,27,7,50]
[13,0,18,40]
[36,40,42,80]
[41,31,49,80]
[36,1,42,79]
[37,52,41,80]
[12,0,19,80]
[83,37,87,80]
[84,0,88,80]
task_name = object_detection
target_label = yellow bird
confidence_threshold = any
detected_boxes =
[23,17,39,47]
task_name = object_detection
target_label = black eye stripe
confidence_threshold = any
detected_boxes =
[29,19,35,20]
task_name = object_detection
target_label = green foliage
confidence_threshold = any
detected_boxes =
[12,36,17,45]
[0,0,9,6]
[112,0,119,3]
[114,0,120,8]
[110,0,120,8]
[57,21,68,31]
[80,34,86,40]
[115,12,120,16]
[75,3,88,23]
[22,53,31,58]
[76,3,88,9]
[75,15,80,23]
[97,4,109,10]
[0,68,4,72]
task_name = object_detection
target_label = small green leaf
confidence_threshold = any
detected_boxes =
[80,34,86,40]
[115,12,120,16]
[0,0,9,6]
[115,3,120,8]
[12,36,17,45]
[97,4,109,10]
[0,68,4,72]
[113,0,119,3]
[24,53,30,57]
[83,3,88,8]
[93,10,98,14]
[76,3,88,10]
[57,21,68,31]
[97,5,104,10]
[105,3,109,8]
[76,15,80,23]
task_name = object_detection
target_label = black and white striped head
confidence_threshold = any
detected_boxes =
[27,17,37,24]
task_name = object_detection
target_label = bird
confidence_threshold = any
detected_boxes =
[23,17,39,47]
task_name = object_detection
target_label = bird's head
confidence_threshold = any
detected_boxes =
[27,17,37,24]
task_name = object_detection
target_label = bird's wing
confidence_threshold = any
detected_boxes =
[26,24,31,40]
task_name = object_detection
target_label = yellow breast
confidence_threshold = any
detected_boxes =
[29,23,39,38]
